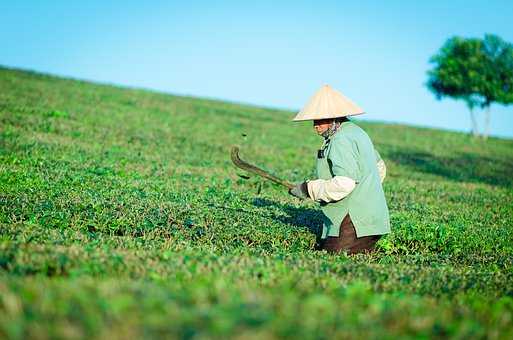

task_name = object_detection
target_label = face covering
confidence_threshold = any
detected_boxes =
[321,120,343,139]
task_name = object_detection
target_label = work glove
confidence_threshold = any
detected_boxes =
[289,181,310,200]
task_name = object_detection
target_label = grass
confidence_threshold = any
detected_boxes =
[1,66,512,339]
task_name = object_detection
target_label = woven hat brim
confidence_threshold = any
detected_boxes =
[292,111,365,122]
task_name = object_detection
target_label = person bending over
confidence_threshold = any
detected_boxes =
[289,85,390,254]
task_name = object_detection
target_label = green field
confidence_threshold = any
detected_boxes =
[1,66,513,339]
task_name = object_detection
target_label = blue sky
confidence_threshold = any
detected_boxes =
[2,0,513,137]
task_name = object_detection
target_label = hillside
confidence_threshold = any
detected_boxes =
[1,66,513,338]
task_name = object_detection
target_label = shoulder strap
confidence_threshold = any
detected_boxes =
[325,139,336,178]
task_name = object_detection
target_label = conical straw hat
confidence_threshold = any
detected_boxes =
[293,84,365,121]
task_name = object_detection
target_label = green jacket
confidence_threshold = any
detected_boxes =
[316,121,390,238]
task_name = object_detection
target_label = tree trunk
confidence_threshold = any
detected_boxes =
[469,108,479,138]
[483,106,491,140]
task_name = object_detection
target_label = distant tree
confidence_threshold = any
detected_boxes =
[427,34,513,139]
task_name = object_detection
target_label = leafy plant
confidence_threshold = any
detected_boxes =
[1,66,512,338]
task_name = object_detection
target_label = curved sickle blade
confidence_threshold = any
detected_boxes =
[230,146,295,190]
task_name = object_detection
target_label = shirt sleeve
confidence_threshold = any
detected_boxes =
[377,159,386,183]
[374,149,386,183]
[307,176,356,203]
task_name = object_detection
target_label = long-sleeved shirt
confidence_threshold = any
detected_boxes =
[313,121,390,238]
[307,157,386,203]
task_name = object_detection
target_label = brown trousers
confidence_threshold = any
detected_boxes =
[320,214,381,255]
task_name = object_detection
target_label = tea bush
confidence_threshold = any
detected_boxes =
[1,66,512,338]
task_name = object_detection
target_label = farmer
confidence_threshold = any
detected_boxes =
[289,85,390,254]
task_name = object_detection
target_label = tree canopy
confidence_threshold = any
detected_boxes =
[427,34,513,138]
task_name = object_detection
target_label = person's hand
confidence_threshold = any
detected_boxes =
[289,182,309,200]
